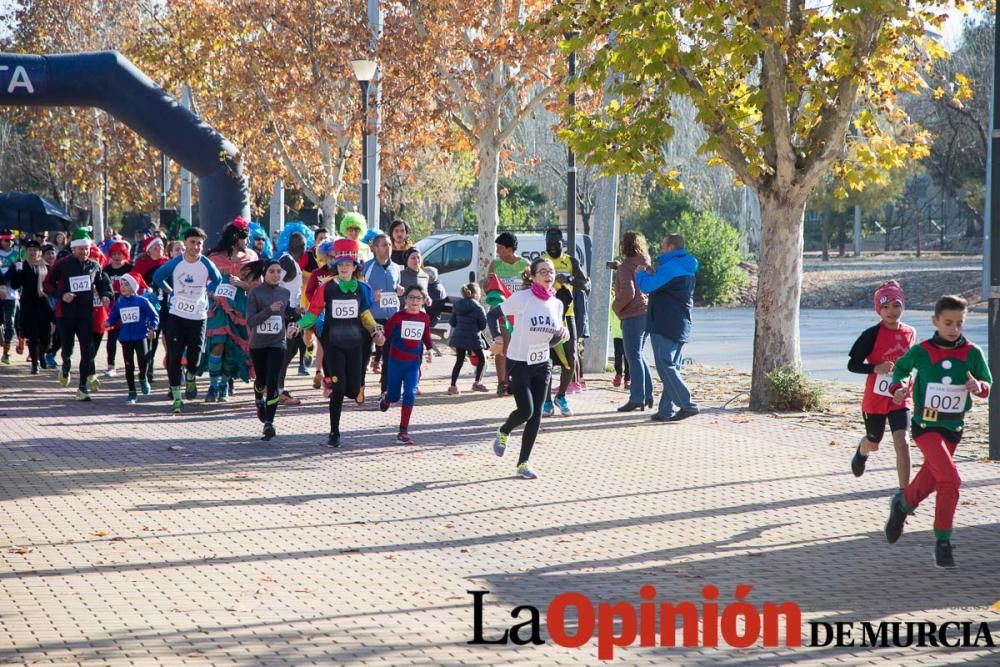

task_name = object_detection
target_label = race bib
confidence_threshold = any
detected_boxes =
[120,307,140,324]
[92,293,103,307]
[401,321,425,341]
[923,382,967,419]
[873,373,894,398]
[526,342,549,365]
[215,283,238,300]
[257,315,283,335]
[170,295,200,316]
[379,293,400,310]
[68,274,92,293]
[331,301,358,319]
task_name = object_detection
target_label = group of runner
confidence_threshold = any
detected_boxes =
[0,219,595,479]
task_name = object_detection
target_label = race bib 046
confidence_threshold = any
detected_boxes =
[119,307,140,324]
[527,342,549,365]
[256,315,283,335]
[401,321,425,341]
[331,301,359,319]
[68,274,92,293]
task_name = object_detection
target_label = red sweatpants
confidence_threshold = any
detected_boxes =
[902,432,961,534]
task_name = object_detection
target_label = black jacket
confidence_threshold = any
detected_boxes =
[43,255,112,320]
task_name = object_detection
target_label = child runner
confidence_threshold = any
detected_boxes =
[298,239,384,448]
[448,282,488,395]
[884,295,991,568]
[610,306,630,389]
[379,285,433,444]
[152,227,222,413]
[487,257,569,479]
[133,236,168,385]
[105,274,159,403]
[246,259,299,441]
[487,232,529,397]
[848,280,916,489]
[102,240,135,377]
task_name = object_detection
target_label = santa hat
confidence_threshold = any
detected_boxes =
[331,238,361,267]
[873,280,905,314]
[140,236,163,254]
[108,240,130,257]
[0,228,13,240]
[119,274,139,294]
[70,227,93,248]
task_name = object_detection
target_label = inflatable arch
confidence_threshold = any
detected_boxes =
[0,51,250,242]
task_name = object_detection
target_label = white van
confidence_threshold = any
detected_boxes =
[413,233,592,301]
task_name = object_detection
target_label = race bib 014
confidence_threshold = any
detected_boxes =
[257,315,283,335]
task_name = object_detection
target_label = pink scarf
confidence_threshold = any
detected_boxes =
[530,283,554,300]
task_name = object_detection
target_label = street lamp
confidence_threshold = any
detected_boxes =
[351,58,377,229]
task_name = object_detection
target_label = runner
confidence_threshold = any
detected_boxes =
[104,274,158,403]
[379,284,433,445]
[884,295,991,568]
[86,243,111,393]
[42,228,113,400]
[246,259,299,441]
[152,226,222,413]
[304,238,339,395]
[363,231,402,398]
[388,219,413,266]
[540,228,589,417]
[0,229,19,364]
[201,217,258,402]
[399,248,429,295]
[487,233,529,396]
[102,240,136,378]
[848,281,916,489]
[133,235,168,385]
[41,243,59,369]
[9,240,53,374]
[487,257,568,479]
[298,239,383,448]
[447,282,488,395]
[275,222,314,405]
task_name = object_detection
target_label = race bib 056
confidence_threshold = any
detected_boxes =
[401,321,425,341]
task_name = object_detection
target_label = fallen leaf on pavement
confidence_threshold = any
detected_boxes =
[91,530,109,537]
[8,546,32,554]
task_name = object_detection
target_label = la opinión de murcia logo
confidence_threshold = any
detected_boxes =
[467,587,997,660]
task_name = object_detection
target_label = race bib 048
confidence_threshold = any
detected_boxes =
[401,321,425,341]
[257,315,283,335]
[119,307,140,324]
[331,301,359,319]
[68,274,92,293]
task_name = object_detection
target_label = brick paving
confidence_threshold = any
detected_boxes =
[1,351,999,665]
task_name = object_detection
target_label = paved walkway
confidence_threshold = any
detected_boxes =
[1,353,999,665]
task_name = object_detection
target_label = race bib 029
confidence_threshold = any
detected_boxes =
[68,274,92,293]
[257,315,283,335]
[331,301,359,319]
[170,295,200,316]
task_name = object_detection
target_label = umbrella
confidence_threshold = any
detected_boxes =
[0,192,72,233]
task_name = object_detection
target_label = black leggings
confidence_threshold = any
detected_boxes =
[323,342,364,436]
[56,317,94,389]
[451,347,484,385]
[166,317,206,388]
[106,327,120,366]
[613,338,630,381]
[279,330,305,391]
[121,339,148,392]
[252,347,284,424]
[500,360,552,465]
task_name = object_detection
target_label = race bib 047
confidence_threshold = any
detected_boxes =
[68,274,92,293]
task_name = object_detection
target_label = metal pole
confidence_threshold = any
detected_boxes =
[360,79,370,223]
[367,0,382,230]
[179,85,193,223]
[988,7,1000,460]
[566,44,577,258]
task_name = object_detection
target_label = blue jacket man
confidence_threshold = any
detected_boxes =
[635,233,700,422]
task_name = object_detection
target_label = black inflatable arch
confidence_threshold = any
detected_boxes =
[0,50,250,241]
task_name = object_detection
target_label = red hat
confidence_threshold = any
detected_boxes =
[108,241,130,258]
[0,229,13,240]
[331,238,361,267]
[140,236,163,254]
[873,280,904,314]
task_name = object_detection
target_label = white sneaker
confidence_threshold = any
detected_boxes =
[103,367,117,377]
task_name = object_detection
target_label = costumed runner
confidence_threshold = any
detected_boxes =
[275,222,314,405]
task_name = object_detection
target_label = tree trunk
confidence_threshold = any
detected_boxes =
[750,195,806,410]
[837,214,846,257]
[320,194,337,234]
[820,213,829,262]
[581,208,592,236]
[475,136,501,283]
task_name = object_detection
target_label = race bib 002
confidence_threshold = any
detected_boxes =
[68,274,92,293]
[526,342,549,365]
[401,321,425,341]
[923,382,967,416]
[257,315,283,335]
[215,283,238,300]
[379,293,400,310]
[873,373,894,398]
[331,301,359,319]
[119,307,140,324]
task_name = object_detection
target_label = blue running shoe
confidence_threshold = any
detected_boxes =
[554,395,573,417]
[542,400,554,417]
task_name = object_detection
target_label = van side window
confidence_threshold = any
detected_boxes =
[426,240,472,274]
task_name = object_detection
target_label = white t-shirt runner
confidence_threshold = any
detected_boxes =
[168,258,212,320]
[499,289,565,363]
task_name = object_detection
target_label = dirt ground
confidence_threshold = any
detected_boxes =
[734,252,985,311]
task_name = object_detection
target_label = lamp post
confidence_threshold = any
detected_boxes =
[351,58,377,228]
[566,34,578,259]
